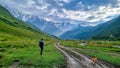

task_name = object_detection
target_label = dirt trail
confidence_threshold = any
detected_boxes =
[55,43,83,68]
[55,42,115,68]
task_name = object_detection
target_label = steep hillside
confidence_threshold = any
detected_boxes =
[60,15,120,40]
[60,25,94,39]
[0,5,53,40]
[92,15,120,40]
[5,6,77,36]
[60,24,106,40]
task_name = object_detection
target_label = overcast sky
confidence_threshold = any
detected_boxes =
[0,0,120,26]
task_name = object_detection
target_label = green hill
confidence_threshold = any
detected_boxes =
[0,5,54,40]
[0,5,65,68]
[92,15,120,40]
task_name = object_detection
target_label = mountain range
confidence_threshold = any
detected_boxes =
[3,5,120,40]
[5,6,77,36]
[92,15,120,40]
[0,5,55,41]
[60,15,120,40]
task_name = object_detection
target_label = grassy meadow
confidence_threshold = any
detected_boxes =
[0,5,66,68]
[0,37,66,68]
[61,40,120,67]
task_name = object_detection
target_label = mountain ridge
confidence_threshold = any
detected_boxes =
[60,15,120,40]
[92,15,120,40]
[0,5,55,40]
[5,6,78,36]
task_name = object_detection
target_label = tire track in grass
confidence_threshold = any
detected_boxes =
[55,42,115,68]
[55,43,83,68]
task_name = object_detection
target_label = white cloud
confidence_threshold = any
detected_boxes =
[0,0,120,26]
[48,8,57,16]
[116,0,120,7]
[59,0,72,3]
[59,3,64,6]
[57,4,120,23]
[44,17,54,21]
[27,0,36,7]
[35,4,49,10]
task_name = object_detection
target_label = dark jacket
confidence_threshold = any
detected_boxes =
[39,41,44,48]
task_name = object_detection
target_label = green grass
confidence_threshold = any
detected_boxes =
[0,40,66,68]
[61,40,120,66]
[0,5,66,68]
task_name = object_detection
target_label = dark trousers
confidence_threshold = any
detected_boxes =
[40,46,43,55]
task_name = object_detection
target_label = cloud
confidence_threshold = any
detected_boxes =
[0,0,120,26]
[48,4,120,23]
[59,0,73,4]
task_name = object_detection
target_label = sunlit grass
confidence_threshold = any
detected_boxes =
[0,40,66,68]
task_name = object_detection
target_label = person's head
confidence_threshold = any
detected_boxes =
[41,39,43,41]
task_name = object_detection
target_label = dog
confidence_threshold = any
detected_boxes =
[91,57,97,64]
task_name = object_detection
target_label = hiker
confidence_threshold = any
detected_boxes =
[39,39,44,55]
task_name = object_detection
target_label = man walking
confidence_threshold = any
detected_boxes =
[39,39,44,55]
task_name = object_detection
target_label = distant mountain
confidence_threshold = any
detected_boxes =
[60,15,120,40]
[92,15,120,40]
[5,6,47,30]
[0,5,54,40]
[43,23,62,36]
[60,25,95,39]
[55,22,77,32]
[5,6,77,36]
